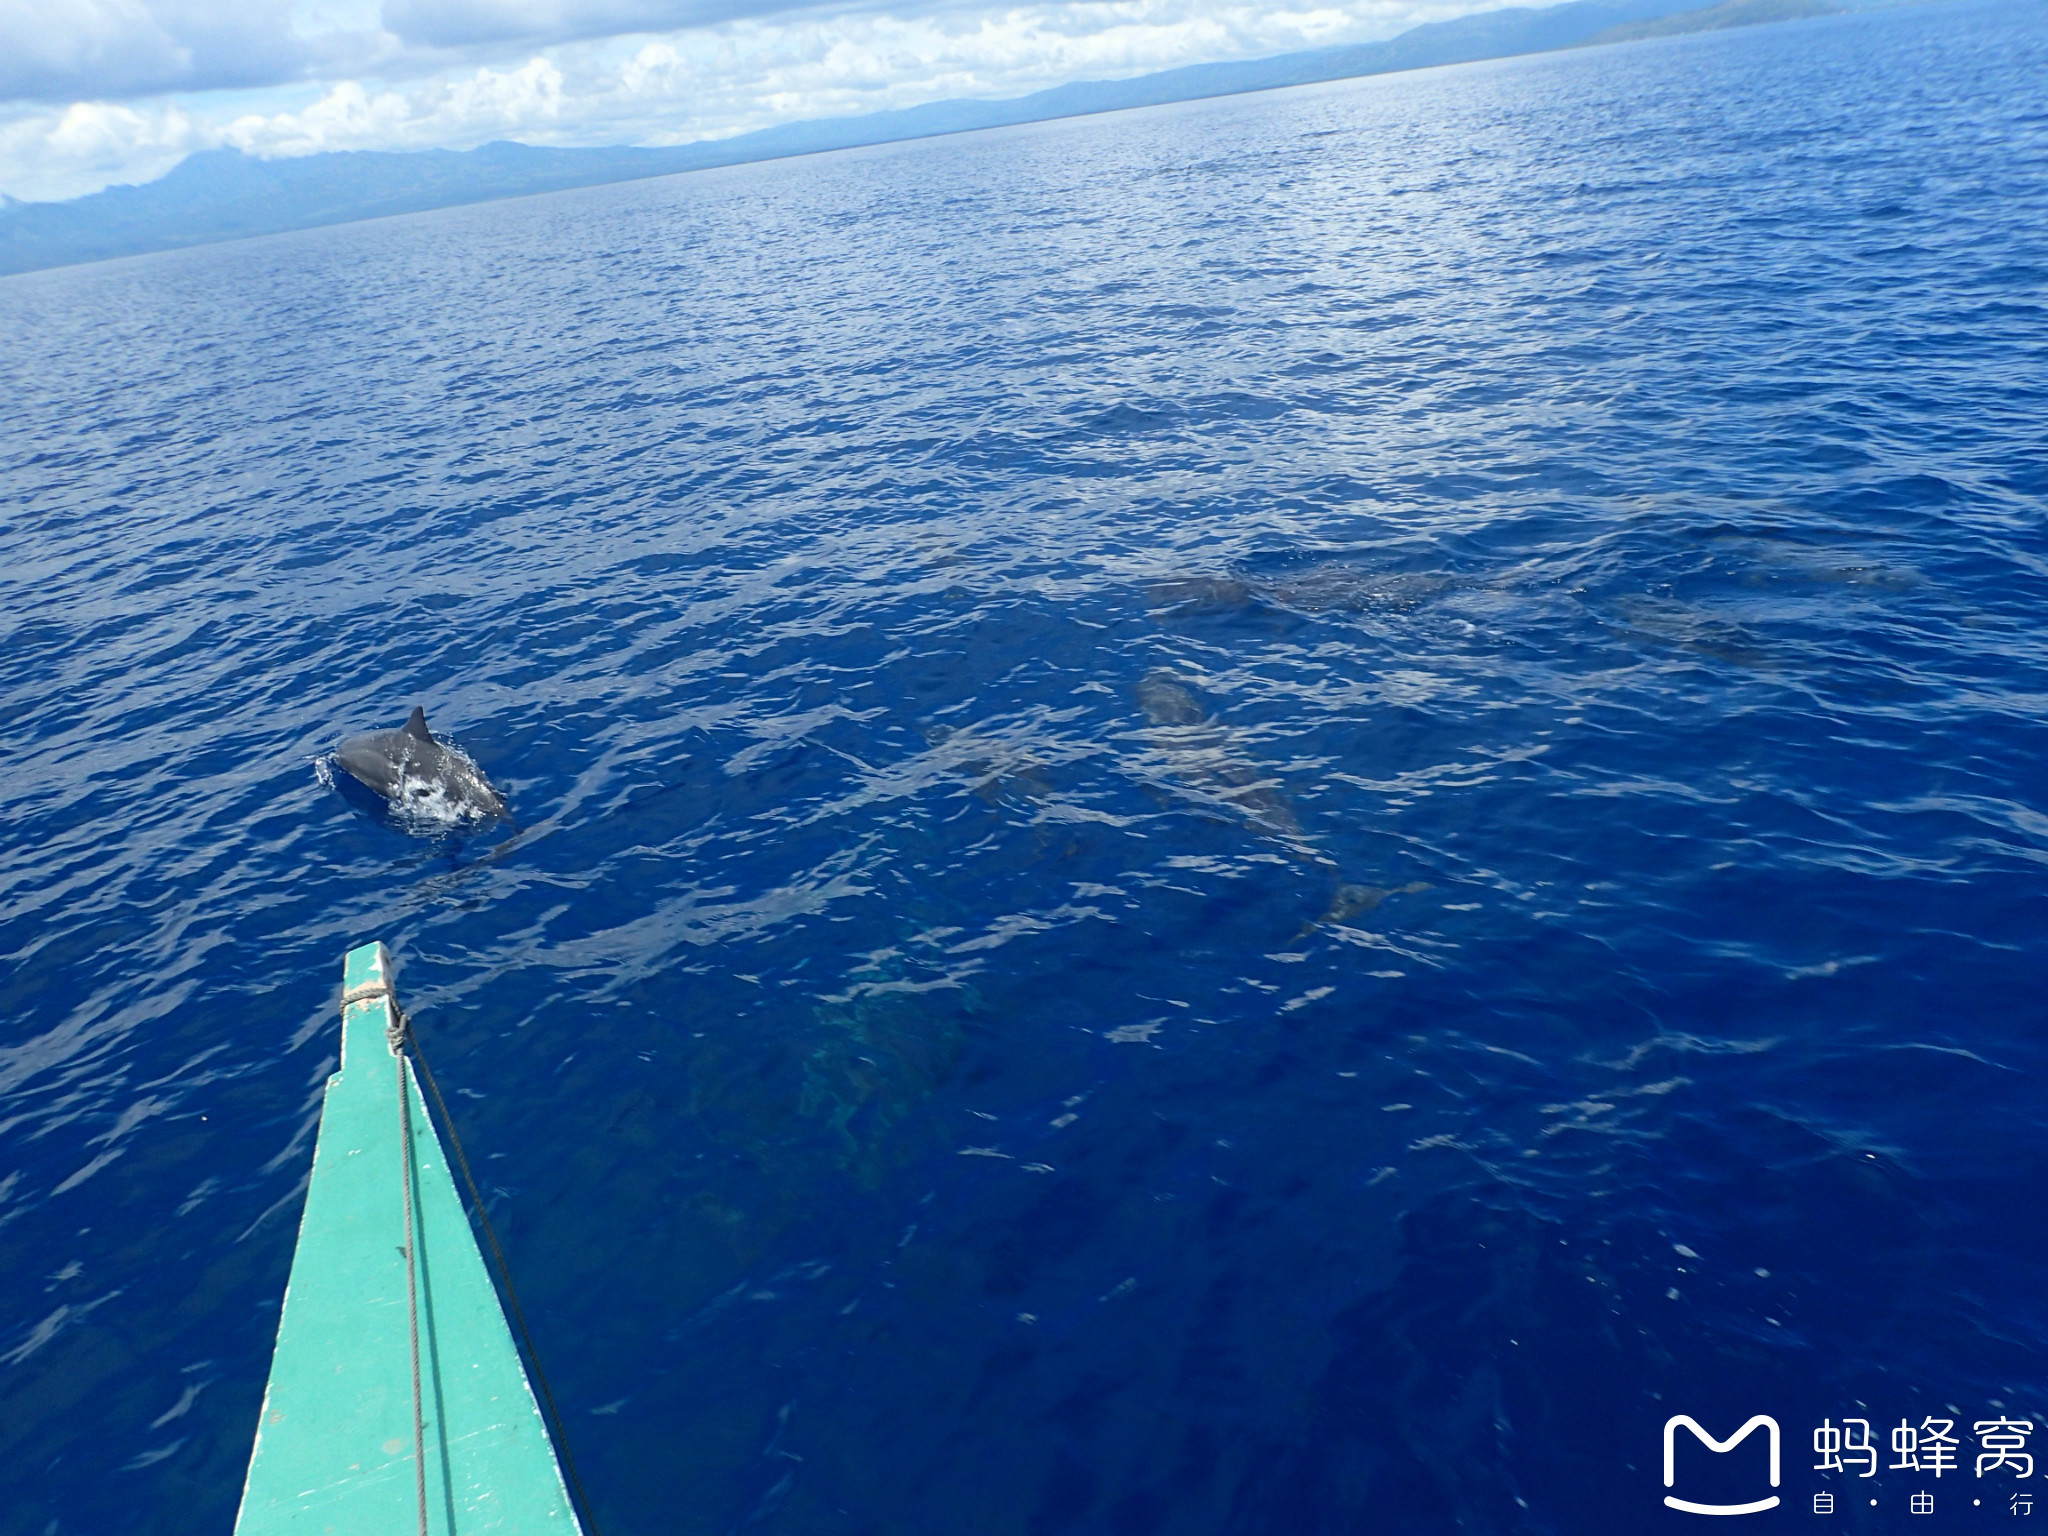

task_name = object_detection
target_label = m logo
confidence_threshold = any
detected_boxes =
[1663,1415,1781,1515]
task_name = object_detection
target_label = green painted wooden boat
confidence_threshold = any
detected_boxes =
[235,942,583,1536]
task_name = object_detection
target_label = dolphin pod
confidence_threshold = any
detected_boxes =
[336,706,508,823]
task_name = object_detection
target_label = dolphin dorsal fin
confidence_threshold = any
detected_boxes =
[404,706,432,742]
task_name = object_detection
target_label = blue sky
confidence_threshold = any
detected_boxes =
[0,0,1490,202]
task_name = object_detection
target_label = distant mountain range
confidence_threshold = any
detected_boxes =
[1585,0,1842,43]
[0,0,1857,278]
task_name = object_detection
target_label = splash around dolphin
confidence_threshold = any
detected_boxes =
[332,706,509,825]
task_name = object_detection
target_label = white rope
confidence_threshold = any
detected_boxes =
[341,979,394,1009]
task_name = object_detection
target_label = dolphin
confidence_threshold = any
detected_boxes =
[1145,566,1450,619]
[1132,672,1307,843]
[336,707,508,822]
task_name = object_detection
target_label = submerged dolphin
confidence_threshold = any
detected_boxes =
[1133,672,1307,843]
[336,707,508,822]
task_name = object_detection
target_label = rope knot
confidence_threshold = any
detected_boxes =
[340,979,407,1051]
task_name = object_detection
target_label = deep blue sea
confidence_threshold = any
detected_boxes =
[4,3,2046,1530]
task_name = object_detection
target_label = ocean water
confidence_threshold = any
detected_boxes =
[3,2,2046,1531]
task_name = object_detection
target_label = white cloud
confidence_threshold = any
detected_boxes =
[632,0,1374,138]
[0,99,204,199]
[379,0,768,50]
[1,0,1474,202]
[212,57,566,156]
[0,0,334,102]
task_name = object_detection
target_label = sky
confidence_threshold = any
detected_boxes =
[0,0,1496,203]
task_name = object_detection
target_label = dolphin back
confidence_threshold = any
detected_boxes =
[336,728,409,795]
[333,709,507,822]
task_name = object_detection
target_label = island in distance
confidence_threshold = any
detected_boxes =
[0,0,1850,278]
